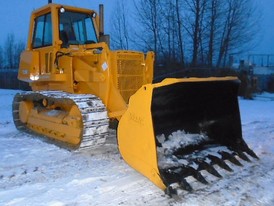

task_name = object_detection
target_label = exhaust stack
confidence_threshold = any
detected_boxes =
[98,4,110,46]
[99,4,104,36]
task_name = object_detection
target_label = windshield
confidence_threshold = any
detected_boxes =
[59,10,98,47]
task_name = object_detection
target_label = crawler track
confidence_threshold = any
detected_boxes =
[12,91,109,150]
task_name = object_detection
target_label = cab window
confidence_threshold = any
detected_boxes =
[32,13,52,48]
[59,11,97,47]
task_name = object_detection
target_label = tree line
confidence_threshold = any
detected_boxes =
[0,33,25,69]
[110,0,260,69]
[0,33,29,90]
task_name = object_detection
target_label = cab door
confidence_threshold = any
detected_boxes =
[32,12,54,75]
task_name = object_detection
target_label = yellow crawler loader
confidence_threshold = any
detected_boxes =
[13,3,258,196]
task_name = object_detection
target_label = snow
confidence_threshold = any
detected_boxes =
[157,131,209,152]
[0,89,274,206]
[157,131,210,169]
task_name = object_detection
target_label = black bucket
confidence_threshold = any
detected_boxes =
[151,79,245,149]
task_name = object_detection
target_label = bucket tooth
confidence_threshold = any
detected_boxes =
[184,166,208,184]
[179,178,193,192]
[171,165,209,185]
[161,168,181,186]
[235,150,251,162]
[195,159,222,178]
[207,154,233,172]
[161,167,194,192]
[245,148,259,159]
[165,185,178,197]
[219,151,243,166]
[177,165,191,177]
[161,166,207,192]
[193,171,208,184]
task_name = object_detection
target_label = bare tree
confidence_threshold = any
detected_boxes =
[5,33,15,68]
[133,0,186,66]
[184,0,207,67]
[175,0,185,66]
[133,0,165,59]
[182,0,259,68]
[162,0,182,64]
[164,0,185,67]
[14,40,25,68]
[216,0,259,68]
[113,0,260,69]
[2,33,25,69]
[110,0,130,50]
[164,0,175,62]
[206,0,221,67]
[0,46,3,69]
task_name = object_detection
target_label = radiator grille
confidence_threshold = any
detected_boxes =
[116,52,145,103]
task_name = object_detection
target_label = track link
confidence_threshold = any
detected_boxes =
[12,91,109,150]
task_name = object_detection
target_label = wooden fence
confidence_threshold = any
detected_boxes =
[0,69,30,90]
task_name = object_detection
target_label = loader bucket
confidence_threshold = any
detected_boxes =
[117,77,257,193]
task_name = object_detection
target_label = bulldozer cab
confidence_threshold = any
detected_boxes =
[18,4,110,92]
[19,4,99,82]
[31,4,99,48]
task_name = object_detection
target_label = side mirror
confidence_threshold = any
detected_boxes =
[99,34,110,47]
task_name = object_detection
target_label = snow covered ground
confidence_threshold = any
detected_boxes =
[0,89,274,206]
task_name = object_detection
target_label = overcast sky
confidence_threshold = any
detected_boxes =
[0,0,273,54]
[254,0,274,53]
